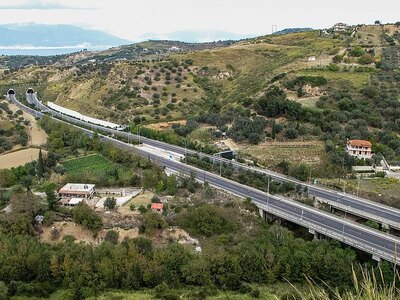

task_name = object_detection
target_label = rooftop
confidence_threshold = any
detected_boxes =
[69,198,84,205]
[151,203,164,210]
[59,183,95,194]
[347,140,372,147]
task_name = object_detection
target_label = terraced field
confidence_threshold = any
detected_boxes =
[295,68,371,88]
[240,140,326,167]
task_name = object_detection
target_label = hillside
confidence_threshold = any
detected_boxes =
[1,31,341,121]
[2,24,400,177]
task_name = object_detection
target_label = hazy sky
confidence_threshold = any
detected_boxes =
[0,0,399,41]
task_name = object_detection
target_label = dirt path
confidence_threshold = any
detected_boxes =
[8,103,47,146]
[0,148,45,169]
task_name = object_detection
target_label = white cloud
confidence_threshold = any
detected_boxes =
[0,0,399,41]
[0,0,94,10]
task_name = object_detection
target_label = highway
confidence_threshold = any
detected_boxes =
[7,91,400,265]
[97,130,400,265]
[19,90,400,230]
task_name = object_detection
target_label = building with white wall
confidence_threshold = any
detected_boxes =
[59,183,96,199]
[332,23,349,32]
[346,140,373,159]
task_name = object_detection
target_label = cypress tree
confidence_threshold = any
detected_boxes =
[271,119,276,140]
[37,148,44,179]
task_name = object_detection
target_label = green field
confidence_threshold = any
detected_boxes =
[240,141,326,167]
[61,154,134,186]
[296,69,371,88]
[62,154,113,173]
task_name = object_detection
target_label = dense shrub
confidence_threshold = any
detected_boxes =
[72,204,103,230]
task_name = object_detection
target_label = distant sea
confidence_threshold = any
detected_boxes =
[0,46,110,56]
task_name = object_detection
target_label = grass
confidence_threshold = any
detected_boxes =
[61,154,134,186]
[323,177,400,198]
[354,25,386,46]
[295,267,399,300]
[175,31,344,102]
[38,61,205,124]
[62,154,114,173]
[127,191,153,207]
[10,282,309,300]
[240,140,325,167]
[296,69,371,88]
[320,177,400,208]
[10,269,400,300]
[350,177,400,199]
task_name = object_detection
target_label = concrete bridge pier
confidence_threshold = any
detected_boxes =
[259,209,280,223]
[372,255,382,267]
[309,229,322,240]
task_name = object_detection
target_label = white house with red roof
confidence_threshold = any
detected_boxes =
[151,203,164,214]
[346,140,373,159]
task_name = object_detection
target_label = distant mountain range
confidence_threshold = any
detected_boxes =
[0,23,130,48]
[0,23,314,56]
[140,30,254,43]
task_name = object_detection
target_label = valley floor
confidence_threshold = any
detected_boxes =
[0,148,44,169]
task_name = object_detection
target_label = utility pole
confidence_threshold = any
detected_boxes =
[357,175,362,197]
[339,156,345,184]
[267,176,271,208]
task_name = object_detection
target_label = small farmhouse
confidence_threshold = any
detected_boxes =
[332,23,348,32]
[58,183,96,199]
[151,203,164,214]
[346,140,373,159]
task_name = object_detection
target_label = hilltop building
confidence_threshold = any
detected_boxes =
[346,140,373,159]
[332,23,349,32]
[169,46,181,52]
